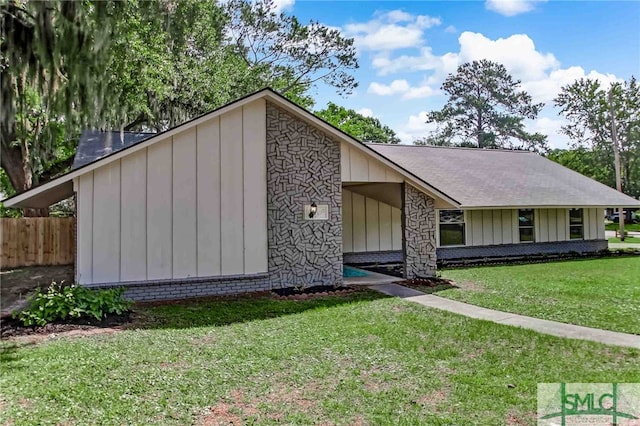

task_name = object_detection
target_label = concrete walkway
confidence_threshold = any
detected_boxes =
[369,283,640,349]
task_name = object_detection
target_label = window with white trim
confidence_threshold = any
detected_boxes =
[518,209,535,242]
[569,208,584,239]
[439,210,465,246]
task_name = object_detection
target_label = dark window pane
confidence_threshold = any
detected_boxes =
[440,224,465,246]
[570,225,584,240]
[570,209,583,224]
[518,209,534,227]
[519,227,534,242]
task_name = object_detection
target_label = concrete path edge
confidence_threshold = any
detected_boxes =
[369,283,640,349]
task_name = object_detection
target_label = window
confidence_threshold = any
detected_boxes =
[518,209,535,242]
[439,210,465,246]
[569,208,584,239]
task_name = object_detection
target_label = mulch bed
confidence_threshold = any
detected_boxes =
[396,277,458,294]
[271,285,356,300]
[0,312,133,339]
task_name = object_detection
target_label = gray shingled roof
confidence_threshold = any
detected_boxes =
[368,144,640,208]
[72,130,155,170]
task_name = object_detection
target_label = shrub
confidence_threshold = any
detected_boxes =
[14,282,131,327]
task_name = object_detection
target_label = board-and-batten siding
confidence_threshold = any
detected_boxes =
[342,188,402,252]
[341,144,403,183]
[76,99,268,285]
[463,208,605,246]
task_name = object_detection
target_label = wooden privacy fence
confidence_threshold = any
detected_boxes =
[1,217,75,269]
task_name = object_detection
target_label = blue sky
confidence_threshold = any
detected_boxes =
[277,0,639,148]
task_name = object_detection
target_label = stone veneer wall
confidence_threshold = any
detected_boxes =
[402,183,436,278]
[266,102,343,288]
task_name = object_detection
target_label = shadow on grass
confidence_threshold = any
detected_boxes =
[131,289,389,331]
[0,342,29,372]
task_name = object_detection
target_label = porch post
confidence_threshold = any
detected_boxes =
[402,183,437,278]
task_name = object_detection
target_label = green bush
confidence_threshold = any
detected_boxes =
[14,282,131,327]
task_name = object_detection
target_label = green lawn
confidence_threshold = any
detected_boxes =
[440,258,640,335]
[608,236,640,244]
[2,291,639,425]
[605,222,640,232]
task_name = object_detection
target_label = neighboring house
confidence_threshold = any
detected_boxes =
[4,89,639,300]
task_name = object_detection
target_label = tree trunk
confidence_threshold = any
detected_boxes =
[1,136,50,217]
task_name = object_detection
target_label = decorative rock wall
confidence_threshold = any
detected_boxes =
[402,183,436,278]
[266,103,343,288]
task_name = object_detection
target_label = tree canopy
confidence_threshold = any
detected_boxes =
[554,77,639,198]
[1,0,358,215]
[315,103,400,144]
[424,60,547,151]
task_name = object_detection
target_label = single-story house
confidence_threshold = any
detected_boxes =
[4,89,639,300]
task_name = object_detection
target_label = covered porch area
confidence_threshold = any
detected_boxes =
[340,143,456,279]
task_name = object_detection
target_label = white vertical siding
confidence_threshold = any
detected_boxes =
[501,210,513,244]
[470,210,483,245]
[547,209,557,242]
[77,173,94,284]
[341,144,403,183]
[220,108,245,275]
[481,210,493,245]
[172,128,197,278]
[343,188,402,253]
[557,209,567,241]
[196,118,221,276]
[75,100,269,284]
[458,208,603,248]
[242,100,268,274]
[537,209,548,242]
[365,197,380,251]
[120,150,147,281]
[378,203,393,251]
[352,192,367,252]
[147,139,173,280]
[596,209,605,239]
[92,160,121,283]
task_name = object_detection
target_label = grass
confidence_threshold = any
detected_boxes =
[439,257,640,335]
[1,290,639,425]
[605,222,640,232]
[608,236,640,244]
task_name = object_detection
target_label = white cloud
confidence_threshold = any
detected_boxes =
[343,10,441,51]
[272,0,295,12]
[525,116,571,149]
[357,108,375,118]
[396,111,439,143]
[523,67,620,104]
[485,0,546,16]
[368,80,410,96]
[445,25,457,34]
[368,79,437,100]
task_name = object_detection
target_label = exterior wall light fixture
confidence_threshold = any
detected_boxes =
[308,202,318,218]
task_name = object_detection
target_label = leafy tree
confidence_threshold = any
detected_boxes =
[315,103,400,144]
[547,148,615,187]
[425,60,547,151]
[554,77,640,198]
[1,0,358,216]
[1,0,122,216]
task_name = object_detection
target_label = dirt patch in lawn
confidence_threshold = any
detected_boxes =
[196,383,321,425]
[0,265,74,316]
[396,277,458,294]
